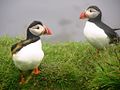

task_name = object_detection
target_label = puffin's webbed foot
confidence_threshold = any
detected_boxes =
[32,67,40,75]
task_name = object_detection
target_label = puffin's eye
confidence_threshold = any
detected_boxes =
[89,10,92,12]
[36,26,39,29]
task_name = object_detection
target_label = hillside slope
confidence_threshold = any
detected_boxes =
[0,36,120,90]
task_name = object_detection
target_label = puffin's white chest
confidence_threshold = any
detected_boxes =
[84,21,110,48]
[13,40,44,71]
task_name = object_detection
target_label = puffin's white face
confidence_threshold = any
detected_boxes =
[29,24,45,36]
[85,8,100,19]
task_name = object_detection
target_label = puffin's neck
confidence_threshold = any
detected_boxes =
[26,29,40,40]
[27,35,40,40]
[88,18,101,23]
[26,31,41,44]
[88,14,102,23]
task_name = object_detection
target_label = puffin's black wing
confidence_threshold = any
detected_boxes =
[11,37,40,54]
[95,21,119,43]
[11,40,26,55]
[11,43,18,52]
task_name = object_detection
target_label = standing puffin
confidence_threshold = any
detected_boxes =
[80,6,120,49]
[11,21,52,84]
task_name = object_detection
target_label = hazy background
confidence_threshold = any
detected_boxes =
[0,0,120,42]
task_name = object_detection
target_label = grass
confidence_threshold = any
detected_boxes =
[0,36,120,90]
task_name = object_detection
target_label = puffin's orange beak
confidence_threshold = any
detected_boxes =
[43,26,52,35]
[80,12,88,19]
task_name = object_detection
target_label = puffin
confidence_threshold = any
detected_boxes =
[80,6,120,49]
[11,21,52,84]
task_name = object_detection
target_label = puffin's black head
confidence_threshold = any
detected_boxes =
[80,6,102,21]
[27,21,52,39]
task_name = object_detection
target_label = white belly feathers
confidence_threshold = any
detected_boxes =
[84,21,110,49]
[13,40,44,71]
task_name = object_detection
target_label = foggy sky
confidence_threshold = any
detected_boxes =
[0,0,120,42]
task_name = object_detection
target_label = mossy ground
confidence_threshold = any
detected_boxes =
[0,36,120,90]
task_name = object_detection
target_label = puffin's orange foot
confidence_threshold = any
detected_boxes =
[32,67,40,75]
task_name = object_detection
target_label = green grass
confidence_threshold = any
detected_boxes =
[0,36,120,90]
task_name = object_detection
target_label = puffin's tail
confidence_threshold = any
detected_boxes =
[113,28,120,31]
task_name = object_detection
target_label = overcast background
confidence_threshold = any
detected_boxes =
[0,0,120,42]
